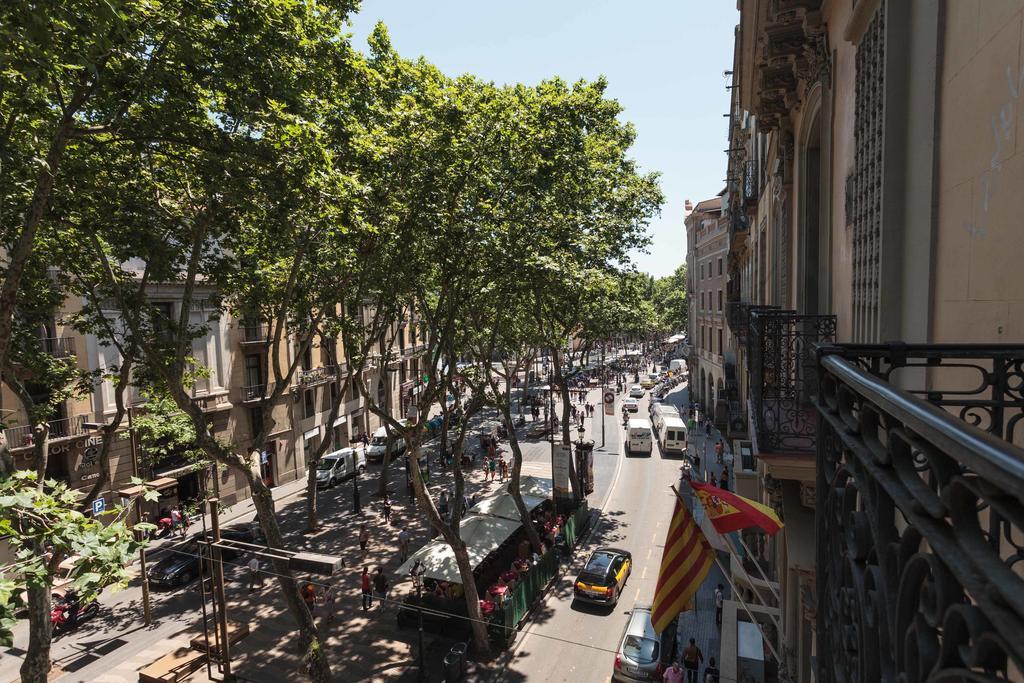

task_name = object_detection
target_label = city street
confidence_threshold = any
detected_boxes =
[497,378,726,683]
[0,383,625,683]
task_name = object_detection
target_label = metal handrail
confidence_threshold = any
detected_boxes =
[819,352,1024,497]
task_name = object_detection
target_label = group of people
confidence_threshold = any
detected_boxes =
[662,643,720,682]
[483,454,508,482]
[152,505,190,538]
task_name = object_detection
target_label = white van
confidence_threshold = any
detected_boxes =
[627,418,653,456]
[651,404,680,433]
[658,417,688,455]
[365,423,407,463]
[315,447,367,487]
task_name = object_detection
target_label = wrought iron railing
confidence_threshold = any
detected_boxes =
[815,344,1024,681]
[40,336,76,358]
[239,322,269,343]
[298,364,337,386]
[4,414,90,449]
[749,308,835,453]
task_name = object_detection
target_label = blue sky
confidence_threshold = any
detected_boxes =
[349,1,738,278]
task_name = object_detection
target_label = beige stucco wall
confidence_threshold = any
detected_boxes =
[935,0,1024,343]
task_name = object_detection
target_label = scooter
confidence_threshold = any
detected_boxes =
[51,595,99,635]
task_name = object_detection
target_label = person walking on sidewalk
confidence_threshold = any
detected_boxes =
[382,495,392,524]
[714,584,724,626]
[682,638,703,683]
[663,661,685,683]
[358,523,370,555]
[715,439,724,464]
[439,490,450,517]
[719,467,729,492]
[703,657,720,683]
[360,566,372,611]
[499,458,508,482]
[372,566,390,612]
[398,528,411,564]
[248,556,262,592]
[488,456,497,481]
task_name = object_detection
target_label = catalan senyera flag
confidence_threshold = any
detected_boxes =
[690,481,784,536]
[650,496,714,633]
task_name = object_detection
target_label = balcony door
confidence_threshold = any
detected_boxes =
[798,88,832,316]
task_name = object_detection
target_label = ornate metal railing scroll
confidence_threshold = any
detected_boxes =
[815,346,1024,682]
[749,309,835,453]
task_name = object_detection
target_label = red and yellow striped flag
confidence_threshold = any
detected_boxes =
[650,496,714,633]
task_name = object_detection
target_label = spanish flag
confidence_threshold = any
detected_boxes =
[650,496,714,633]
[690,481,784,536]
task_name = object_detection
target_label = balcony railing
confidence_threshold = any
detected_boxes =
[237,382,275,403]
[239,323,270,344]
[815,344,1024,682]
[297,364,337,386]
[749,308,835,453]
[4,414,90,449]
[40,336,76,358]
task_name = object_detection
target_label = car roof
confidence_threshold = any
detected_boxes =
[596,546,629,557]
[663,416,686,427]
[628,418,651,428]
[626,607,658,641]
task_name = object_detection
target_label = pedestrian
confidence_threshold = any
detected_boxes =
[489,456,498,481]
[703,658,720,683]
[398,528,411,563]
[719,467,729,491]
[169,506,182,536]
[301,581,318,614]
[439,490,449,516]
[361,432,370,448]
[499,458,508,482]
[682,638,703,683]
[248,556,261,592]
[663,660,685,683]
[372,566,389,612]
[360,566,372,611]
[714,584,724,626]
[382,495,392,524]
[358,523,370,555]
[715,440,724,464]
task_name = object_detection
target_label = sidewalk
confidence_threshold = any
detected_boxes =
[181,398,596,682]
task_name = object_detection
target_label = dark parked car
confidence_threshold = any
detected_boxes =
[573,547,632,606]
[148,538,243,589]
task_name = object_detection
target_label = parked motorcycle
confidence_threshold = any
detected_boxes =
[51,593,99,635]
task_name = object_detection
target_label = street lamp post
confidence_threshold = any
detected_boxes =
[411,560,426,682]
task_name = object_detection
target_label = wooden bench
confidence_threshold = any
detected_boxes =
[137,647,206,683]
[189,621,250,657]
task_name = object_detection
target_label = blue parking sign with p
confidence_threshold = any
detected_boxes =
[92,497,105,515]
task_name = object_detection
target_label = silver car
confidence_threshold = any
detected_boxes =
[612,605,677,682]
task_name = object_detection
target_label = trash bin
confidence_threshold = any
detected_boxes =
[450,642,468,673]
[443,652,463,682]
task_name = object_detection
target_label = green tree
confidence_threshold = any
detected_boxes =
[652,263,688,332]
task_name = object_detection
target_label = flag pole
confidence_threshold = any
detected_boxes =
[670,485,784,667]
[731,532,781,603]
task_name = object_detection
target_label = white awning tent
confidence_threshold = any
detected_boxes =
[496,475,553,499]
[468,492,546,521]
[396,514,522,584]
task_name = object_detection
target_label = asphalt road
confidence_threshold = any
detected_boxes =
[498,381,691,683]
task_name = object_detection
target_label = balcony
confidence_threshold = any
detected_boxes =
[5,414,91,450]
[814,343,1024,681]
[297,364,337,387]
[748,309,835,454]
[238,322,270,345]
[236,382,275,404]
[193,391,231,413]
[40,336,77,358]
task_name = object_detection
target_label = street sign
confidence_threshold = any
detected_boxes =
[604,390,615,416]
[603,390,614,404]
[92,497,105,515]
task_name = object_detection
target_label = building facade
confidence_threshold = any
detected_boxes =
[684,196,733,427]
[715,1,1024,681]
[1,295,426,517]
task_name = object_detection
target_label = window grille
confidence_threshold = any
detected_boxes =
[852,2,885,342]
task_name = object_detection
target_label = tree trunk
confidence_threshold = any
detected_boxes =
[549,353,581,500]
[247,465,332,681]
[450,538,491,655]
[19,565,52,683]
[497,406,543,552]
[305,464,321,532]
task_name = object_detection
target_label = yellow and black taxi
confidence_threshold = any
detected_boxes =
[573,547,632,606]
